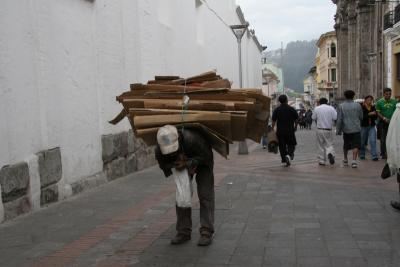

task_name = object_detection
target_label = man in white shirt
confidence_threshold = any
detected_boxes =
[312,98,338,166]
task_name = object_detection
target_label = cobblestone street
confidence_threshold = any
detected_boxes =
[1,128,400,267]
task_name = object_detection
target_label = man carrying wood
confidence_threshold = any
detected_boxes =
[155,125,215,246]
[271,95,299,166]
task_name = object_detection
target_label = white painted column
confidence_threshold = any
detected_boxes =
[0,184,4,223]
[26,155,41,211]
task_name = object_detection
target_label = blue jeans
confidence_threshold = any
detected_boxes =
[360,126,378,159]
[261,136,268,147]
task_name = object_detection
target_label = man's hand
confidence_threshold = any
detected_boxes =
[336,131,342,136]
[383,117,390,124]
[174,154,187,171]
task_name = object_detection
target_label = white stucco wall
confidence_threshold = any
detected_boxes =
[0,0,262,186]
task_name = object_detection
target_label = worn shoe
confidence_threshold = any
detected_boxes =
[319,161,326,166]
[351,161,358,168]
[390,201,400,211]
[285,155,291,167]
[343,159,349,167]
[381,163,392,179]
[372,158,379,161]
[289,153,294,161]
[197,234,213,246]
[170,234,191,245]
[328,153,335,165]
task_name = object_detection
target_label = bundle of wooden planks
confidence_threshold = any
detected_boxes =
[110,71,271,158]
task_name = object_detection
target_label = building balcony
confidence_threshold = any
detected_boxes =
[384,6,400,39]
[318,81,336,90]
[384,11,394,31]
[396,4,400,25]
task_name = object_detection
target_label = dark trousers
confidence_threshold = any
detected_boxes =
[277,133,296,162]
[176,165,215,236]
[379,122,389,157]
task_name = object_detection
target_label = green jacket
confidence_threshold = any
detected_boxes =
[376,98,398,120]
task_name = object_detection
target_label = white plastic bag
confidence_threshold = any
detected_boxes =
[387,104,400,175]
[172,168,193,208]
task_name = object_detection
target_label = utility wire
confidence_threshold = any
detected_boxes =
[200,0,231,29]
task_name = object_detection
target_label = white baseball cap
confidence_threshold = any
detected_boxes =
[157,125,179,155]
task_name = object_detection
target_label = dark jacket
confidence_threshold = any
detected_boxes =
[272,104,299,135]
[155,128,213,177]
[360,103,377,127]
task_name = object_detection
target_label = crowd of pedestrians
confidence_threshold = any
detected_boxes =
[270,88,399,209]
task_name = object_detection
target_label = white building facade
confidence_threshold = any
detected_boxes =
[0,0,263,222]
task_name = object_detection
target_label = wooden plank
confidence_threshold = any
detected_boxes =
[185,71,217,83]
[200,79,231,89]
[133,113,232,141]
[246,119,266,143]
[109,109,128,125]
[182,123,230,158]
[255,111,270,121]
[130,83,227,92]
[143,88,229,96]
[133,113,230,129]
[154,75,181,81]
[119,93,256,103]
[230,113,247,141]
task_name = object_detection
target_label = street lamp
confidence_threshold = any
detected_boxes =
[230,23,249,88]
[230,23,249,155]
[367,52,377,98]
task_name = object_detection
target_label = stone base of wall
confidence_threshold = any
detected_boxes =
[0,130,157,223]
[3,196,31,221]
[0,162,31,220]
[102,130,156,182]
[71,172,107,195]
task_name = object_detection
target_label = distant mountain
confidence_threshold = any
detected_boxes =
[264,40,317,93]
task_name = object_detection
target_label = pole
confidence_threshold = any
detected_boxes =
[230,23,249,155]
[238,39,243,88]
[237,37,249,154]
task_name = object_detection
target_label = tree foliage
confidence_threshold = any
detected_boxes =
[266,40,317,93]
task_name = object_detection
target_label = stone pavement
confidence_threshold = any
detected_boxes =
[1,129,400,267]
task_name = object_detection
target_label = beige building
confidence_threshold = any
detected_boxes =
[316,31,338,103]
[303,66,319,107]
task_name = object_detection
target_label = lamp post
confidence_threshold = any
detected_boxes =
[230,23,249,155]
[367,52,377,98]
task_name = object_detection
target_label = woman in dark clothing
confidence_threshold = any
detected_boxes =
[305,109,313,130]
[360,95,378,160]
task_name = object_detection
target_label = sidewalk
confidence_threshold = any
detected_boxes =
[1,130,400,267]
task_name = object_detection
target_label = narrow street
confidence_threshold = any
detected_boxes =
[0,129,399,267]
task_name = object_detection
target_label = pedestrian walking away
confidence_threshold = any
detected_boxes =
[272,94,299,167]
[312,98,337,166]
[360,95,378,161]
[305,109,313,130]
[336,90,363,168]
[155,125,215,246]
[376,88,398,159]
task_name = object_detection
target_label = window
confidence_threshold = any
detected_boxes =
[330,43,336,58]
[397,53,400,80]
[330,68,337,82]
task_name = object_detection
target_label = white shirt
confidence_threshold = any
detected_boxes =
[312,104,337,129]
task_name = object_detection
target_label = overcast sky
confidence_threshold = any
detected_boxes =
[236,0,337,50]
